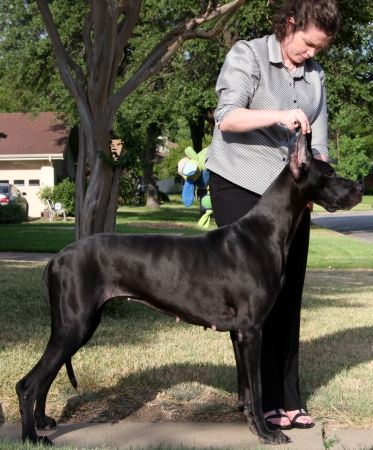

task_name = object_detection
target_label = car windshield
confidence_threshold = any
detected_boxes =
[0,186,9,194]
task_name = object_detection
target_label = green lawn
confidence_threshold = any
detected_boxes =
[1,199,373,450]
[1,200,373,269]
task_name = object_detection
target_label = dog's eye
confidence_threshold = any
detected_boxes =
[325,170,334,177]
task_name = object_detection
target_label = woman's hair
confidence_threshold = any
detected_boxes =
[272,0,341,41]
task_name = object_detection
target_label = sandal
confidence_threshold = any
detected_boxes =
[290,411,315,429]
[264,409,292,430]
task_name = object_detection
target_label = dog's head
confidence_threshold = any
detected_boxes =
[289,128,364,212]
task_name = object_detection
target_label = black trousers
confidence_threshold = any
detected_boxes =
[209,171,310,412]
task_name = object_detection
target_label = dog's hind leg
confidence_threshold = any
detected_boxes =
[17,339,76,444]
[17,306,104,444]
[16,359,50,444]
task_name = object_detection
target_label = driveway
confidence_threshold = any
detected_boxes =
[311,210,373,244]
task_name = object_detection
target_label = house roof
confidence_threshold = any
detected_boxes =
[0,112,69,160]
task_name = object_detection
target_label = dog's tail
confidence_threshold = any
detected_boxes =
[66,359,78,390]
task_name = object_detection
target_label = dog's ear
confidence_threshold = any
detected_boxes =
[289,128,312,180]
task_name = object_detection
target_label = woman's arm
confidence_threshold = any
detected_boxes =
[219,107,312,134]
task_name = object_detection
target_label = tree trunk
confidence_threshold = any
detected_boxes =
[74,122,125,240]
[144,123,160,208]
[189,115,205,153]
[204,108,216,135]
[189,108,216,153]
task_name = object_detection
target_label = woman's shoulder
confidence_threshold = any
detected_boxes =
[232,35,271,50]
[305,58,326,81]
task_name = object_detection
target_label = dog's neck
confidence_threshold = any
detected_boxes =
[238,166,308,254]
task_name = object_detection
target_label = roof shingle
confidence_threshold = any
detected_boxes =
[0,112,68,156]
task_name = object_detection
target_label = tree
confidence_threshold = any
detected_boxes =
[330,134,371,180]
[28,0,250,239]
[2,0,373,225]
[328,105,372,181]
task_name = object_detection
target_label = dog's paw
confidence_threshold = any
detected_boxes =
[35,415,57,431]
[25,435,54,447]
[36,435,54,446]
[258,430,291,445]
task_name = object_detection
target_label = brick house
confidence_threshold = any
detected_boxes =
[0,112,78,217]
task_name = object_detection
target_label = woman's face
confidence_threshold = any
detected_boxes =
[281,22,331,66]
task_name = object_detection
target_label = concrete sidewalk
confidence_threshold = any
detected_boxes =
[1,422,373,450]
[0,422,323,449]
[0,251,56,263]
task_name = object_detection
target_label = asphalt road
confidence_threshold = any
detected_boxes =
[311,210,373,243]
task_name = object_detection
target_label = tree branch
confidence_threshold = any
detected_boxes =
[35,0,85,97]
[107,0,143,97]
[109,0,251,119]
[82,11,93,77]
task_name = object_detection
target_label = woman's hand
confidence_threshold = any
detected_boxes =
[277,109,311,134]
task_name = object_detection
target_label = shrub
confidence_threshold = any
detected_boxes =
[158,191,170,202]
[0,203,28,224]
[37,186,54,208]
[52,179,76,216]
[118,173,138,206]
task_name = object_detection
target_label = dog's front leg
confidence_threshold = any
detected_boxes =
[238,324,290,445]
[230,331,257,434]
[229,330,245,411]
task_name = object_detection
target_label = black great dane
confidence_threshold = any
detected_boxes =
[16,129,363,445]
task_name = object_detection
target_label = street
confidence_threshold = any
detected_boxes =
[311,210,373,243]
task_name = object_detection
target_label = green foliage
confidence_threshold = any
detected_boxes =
[154,145,186,181]
[118,173,139,206]
[0,0,87,123]
[36,186,54,206]
[52,179,76,216]
[1,0,373,183]
[0,203,27,224]
[328,105,372,181]
[330,135,371,180]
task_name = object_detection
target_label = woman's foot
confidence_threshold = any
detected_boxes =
[263,409,292,430]
[286,409,315,429]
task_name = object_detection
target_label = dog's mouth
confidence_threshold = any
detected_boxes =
[325,205,339,213]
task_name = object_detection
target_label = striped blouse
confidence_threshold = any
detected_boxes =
[205,34,329,195]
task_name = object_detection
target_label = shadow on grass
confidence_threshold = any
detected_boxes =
[56,361,240,424]
[49,325,373,424]
[302,269,373,309]
[299,325,373,404]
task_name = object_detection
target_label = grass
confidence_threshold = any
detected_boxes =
[1,262,373,431]
[0,204,207,253]
[0,441,277,450]
[1,198,373,450]
[308,224,373,269]
[1,202,373,270]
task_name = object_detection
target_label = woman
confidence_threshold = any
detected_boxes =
[205,0,340,430]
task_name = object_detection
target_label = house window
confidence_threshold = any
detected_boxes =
[0,180,9,183]
[29,180,40,186]
[14,180,25,186]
